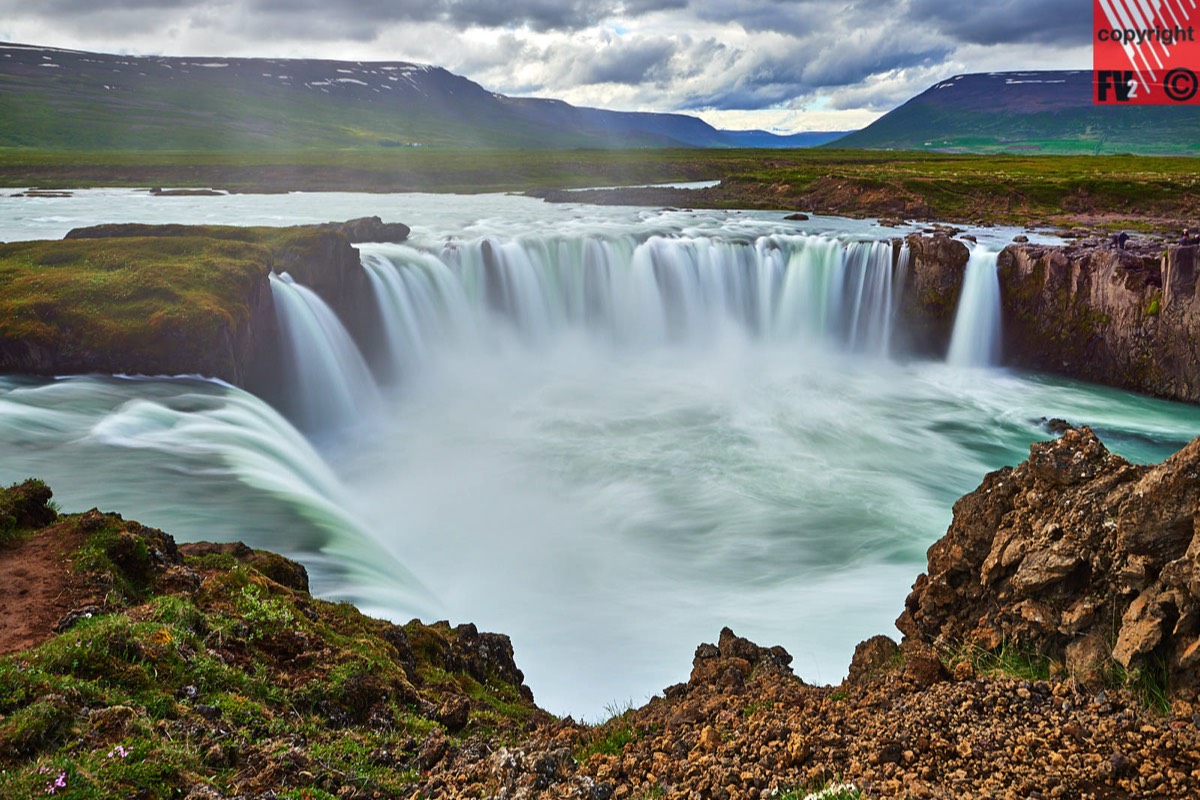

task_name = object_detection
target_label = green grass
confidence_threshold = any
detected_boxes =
[576,700,639,760]
[1103,656,1171,715]
[945,641,1054,682]
[0,481,546,799]
[1,147,1197,225]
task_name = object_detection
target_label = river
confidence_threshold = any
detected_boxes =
[1,189,1197,718]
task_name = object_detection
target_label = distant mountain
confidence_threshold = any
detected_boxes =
[0,42,843,151]
[832,71,1200,155]
[718,130,849,148]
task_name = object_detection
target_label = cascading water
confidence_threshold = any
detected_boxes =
[947,247,1002,367]
[359,234,909,363]
[269,272,382,433]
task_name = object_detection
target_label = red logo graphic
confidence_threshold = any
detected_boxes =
[1094,0,1200,104]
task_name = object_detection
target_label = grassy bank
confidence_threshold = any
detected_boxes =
[0,222,373,382]
[0,235,269,358]
[0,479,545,800]
[3,148,1196,226]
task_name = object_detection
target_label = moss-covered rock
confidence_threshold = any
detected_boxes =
[0,218,401,389]
[0,235,275,384]
[0,478,56,541]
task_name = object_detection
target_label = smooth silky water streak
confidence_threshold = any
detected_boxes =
[269,272,383,434]
[0,375,434,617]
[947,246,1003,367]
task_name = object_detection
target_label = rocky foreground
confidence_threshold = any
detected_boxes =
[3,426,1200,799]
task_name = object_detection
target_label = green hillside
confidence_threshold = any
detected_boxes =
[833,71,1200,155]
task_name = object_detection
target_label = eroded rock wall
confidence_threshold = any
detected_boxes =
[998,242,1200,403]
[895,233,969,356]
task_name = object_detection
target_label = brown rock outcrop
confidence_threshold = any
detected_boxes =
[315,216,410,243]
[899,425,1200,697]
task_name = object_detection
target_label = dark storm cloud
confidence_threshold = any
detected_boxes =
[690,0,1091,46]
[9,0,685,33]
[907,0,1091,46]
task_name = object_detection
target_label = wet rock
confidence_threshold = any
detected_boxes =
[1043,417,1074,434]
[897,233,970,356]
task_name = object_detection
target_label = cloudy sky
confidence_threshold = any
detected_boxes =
[0,1,1093,132]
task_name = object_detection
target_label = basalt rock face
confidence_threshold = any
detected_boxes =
[899,426,1200,697]
[895,233,969,356]
[998,242,1200,403]
[265,226,383,353]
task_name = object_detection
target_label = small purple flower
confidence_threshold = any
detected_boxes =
[106,745,130,759]
[44,770,67,795]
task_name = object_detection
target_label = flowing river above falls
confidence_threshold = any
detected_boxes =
[1,189,1199,718]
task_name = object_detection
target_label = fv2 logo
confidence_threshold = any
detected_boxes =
[1095,70,1139,102]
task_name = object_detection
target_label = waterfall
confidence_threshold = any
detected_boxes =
[358,234,909,364]
[947,247,1002,367]
[269,272,382,433]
